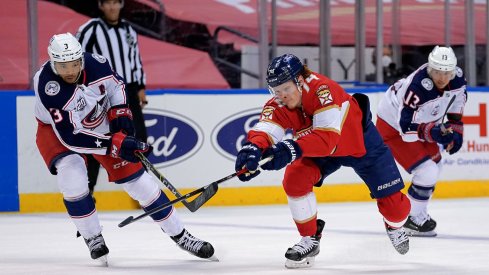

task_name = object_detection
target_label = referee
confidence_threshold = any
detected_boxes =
[76,0,148,196]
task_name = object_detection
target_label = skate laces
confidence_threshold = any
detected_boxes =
[387,227,408,246]
[175,230,205,253]
[411,212,431,226]
[85,234,105,252]
[291,236,319,255]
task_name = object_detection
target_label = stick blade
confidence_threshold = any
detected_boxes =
[186,183,219,212]
[118,216,134,228]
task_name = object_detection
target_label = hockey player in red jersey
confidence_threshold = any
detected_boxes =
[376,46,467,237]
[34,33,215,265]
[234,54,411,268]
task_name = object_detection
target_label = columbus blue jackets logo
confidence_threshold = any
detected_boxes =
[211,108,262,160]
[430,104,440,117]
[45,81,60,96]
[82,97,108,129]
[144,108,203,167]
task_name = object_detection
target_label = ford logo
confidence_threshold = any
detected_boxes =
[211,108,262,160]
[144,108,204,167]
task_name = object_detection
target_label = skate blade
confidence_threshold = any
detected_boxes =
[97,255,109,267]
[285,256,315,269]
[405,228,437,237]
[176,244,219,261]
[207,255,219,262]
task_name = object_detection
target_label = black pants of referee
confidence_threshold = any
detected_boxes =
[87,83,148,195]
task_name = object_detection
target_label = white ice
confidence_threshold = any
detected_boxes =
[1,198,488,275]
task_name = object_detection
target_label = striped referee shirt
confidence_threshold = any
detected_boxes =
[76,18,146,89]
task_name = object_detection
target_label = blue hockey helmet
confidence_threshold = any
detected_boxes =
[266,54,304,88]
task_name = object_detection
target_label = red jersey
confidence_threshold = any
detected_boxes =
[248,72,366,158]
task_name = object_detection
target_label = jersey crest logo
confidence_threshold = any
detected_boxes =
[81,97,108,129]
[316,88,333,106]
[91,53,107,63]
[45,81,60,96]
[421,78,433,90]
[261,106,275,121]
[431,104,441,116]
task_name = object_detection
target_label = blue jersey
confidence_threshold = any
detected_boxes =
[377,63,467,142]
[34,52,127,155]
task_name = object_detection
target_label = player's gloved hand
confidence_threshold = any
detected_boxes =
[261,139,302,171]
[235,142,262,181]
[443,120,464,155]
[109,132,151,163]
[417,122,454,145]
[108,106,135,136]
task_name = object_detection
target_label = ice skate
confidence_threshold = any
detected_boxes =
[84,233,109,266]
[403,215,437,237]
[171,229,218,261]
[285,219,325,269]
[385,223,409,255]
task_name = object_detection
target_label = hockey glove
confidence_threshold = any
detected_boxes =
[444,120,464,155]
[108,106,135,136]
[235,142,262,181]
[109,131,151,163]
[261,139,302,171]
[417,122,454,145]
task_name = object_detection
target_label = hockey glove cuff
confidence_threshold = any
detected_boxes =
[108,106,135,136]
[235,142,262,181]
[109,132,151,163]
[443,120,464,155]
[261,139,302,171]
[418,122,454,145]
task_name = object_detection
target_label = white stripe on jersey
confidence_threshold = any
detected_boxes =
[313,101,349,134]
[253,120,285,144]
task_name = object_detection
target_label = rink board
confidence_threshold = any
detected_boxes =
[1,88,489,212]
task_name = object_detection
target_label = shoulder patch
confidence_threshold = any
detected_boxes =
[456,67,463,78]
[91,53,107,63]
[316,87,333,106]
[421,78,433,90]
[45,81,60,96]
[261,106,275,120]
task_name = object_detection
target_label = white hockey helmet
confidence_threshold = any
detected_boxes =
[47,32,84,74]
[428,46,457,72]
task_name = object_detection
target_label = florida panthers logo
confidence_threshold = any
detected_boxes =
[316,88,333,106]
[261,106,275,120]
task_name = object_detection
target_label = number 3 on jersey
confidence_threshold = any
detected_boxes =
[49,108,63,123]
[403,90,420,109]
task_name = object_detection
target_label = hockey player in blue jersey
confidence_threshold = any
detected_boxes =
[34,33,216,264]
[376,46,467,237]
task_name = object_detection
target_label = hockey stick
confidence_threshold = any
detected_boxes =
[439,94,456,134]
[136,152,201,212]
[119,157,273,228]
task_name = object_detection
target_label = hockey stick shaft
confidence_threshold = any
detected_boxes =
[119,157,272,228]
[440,94,456,134]
[136,152,199,212]
[184,156,273,211]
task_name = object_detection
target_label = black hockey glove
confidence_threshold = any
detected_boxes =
[108,106,135,136]
[235,142,262,181]
[443,120,464,155]
[109,132,151,163]
[418,122,454,145]
[261,139,302,171]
